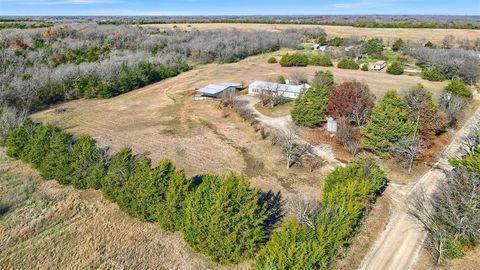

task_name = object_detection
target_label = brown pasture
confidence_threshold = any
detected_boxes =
[145,23,480,45]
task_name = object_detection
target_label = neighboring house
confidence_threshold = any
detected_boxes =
[248,81,311,99]
[196,82,242,98]
[353,55,363,61]
[344,46,355,52]
[319,45,329,52]
[313,44,329,51]
[372,61,386,71]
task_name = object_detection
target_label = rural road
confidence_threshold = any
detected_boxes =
[236,95,340,164]
[359,105,480,270]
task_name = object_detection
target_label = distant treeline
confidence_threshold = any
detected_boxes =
[98,17,480,29]
[0,22,53,30]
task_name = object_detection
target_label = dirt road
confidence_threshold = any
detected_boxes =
[237,95,339,164]
[359,105,480,270]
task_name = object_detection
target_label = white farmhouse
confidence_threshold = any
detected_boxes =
[248,81,311,99]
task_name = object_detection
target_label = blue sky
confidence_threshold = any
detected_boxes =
[0,0,479,16]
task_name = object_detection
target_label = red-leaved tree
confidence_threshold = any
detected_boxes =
[327,81,375,126]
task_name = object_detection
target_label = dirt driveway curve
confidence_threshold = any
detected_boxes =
[236,95,340,164]
[359,105,480,270]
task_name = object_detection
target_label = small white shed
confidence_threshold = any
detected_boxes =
[372,61,386,71]
[326,117,337,133]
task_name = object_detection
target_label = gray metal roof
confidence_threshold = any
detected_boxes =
[197,83,240,95]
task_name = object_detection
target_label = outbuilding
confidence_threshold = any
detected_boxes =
[372,61,386,71]
[196,83,242,98]
[248,81,311,99]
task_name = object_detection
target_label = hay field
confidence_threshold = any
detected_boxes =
[145,23,480,44]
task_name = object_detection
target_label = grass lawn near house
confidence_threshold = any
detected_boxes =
[255,101,294,117]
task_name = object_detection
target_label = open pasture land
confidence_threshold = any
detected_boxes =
[33,53,446,198]
[0,150,242,270]
[145,23,480,44]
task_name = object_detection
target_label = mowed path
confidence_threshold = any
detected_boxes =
[359,104,480,270]
[34,54,445,178]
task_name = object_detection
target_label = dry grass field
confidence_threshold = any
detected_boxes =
[8,49,477,269]
[0,149,243,270]
[32,52,446,198]
[146,23,480,45]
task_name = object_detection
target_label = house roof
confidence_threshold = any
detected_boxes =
[249,81,311,94]
[197,83,241,95]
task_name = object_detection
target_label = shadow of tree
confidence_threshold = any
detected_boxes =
[0,202,10,217]
[259,190,285,237]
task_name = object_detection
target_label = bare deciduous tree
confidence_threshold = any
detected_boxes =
[287,196,320,229]
[290,71,308,84]
[279,127,312,169]
[0,106,28,140]
[439,92,468,126]
[410,168,480,264]
[336,117,360,155]
[218,90,237,108]
[392,136,424,172]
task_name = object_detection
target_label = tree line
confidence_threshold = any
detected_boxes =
[2,119,388,267]
[2,120,276,264]
[411,129,480,264]
[96,16,480,30]
[1,25,320,112]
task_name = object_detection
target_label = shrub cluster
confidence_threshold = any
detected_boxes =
[386,62,404,75]
[309,54,333,66]
[279,53,309,67]
[362,38,384,58]
[78,62,189,99]
[254,155,386,269]
[421,67,446,81]
[444,80,472,98]
[391,38,405,51]
[49,46,110,66]
[337,58,359,70]
[4,120,270,265]
[267,56,277,64]
[317,35,344,46]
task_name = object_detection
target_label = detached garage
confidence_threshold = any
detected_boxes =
[196,83,242,98]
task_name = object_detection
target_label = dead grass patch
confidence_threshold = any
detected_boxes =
[254,101,294,117]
